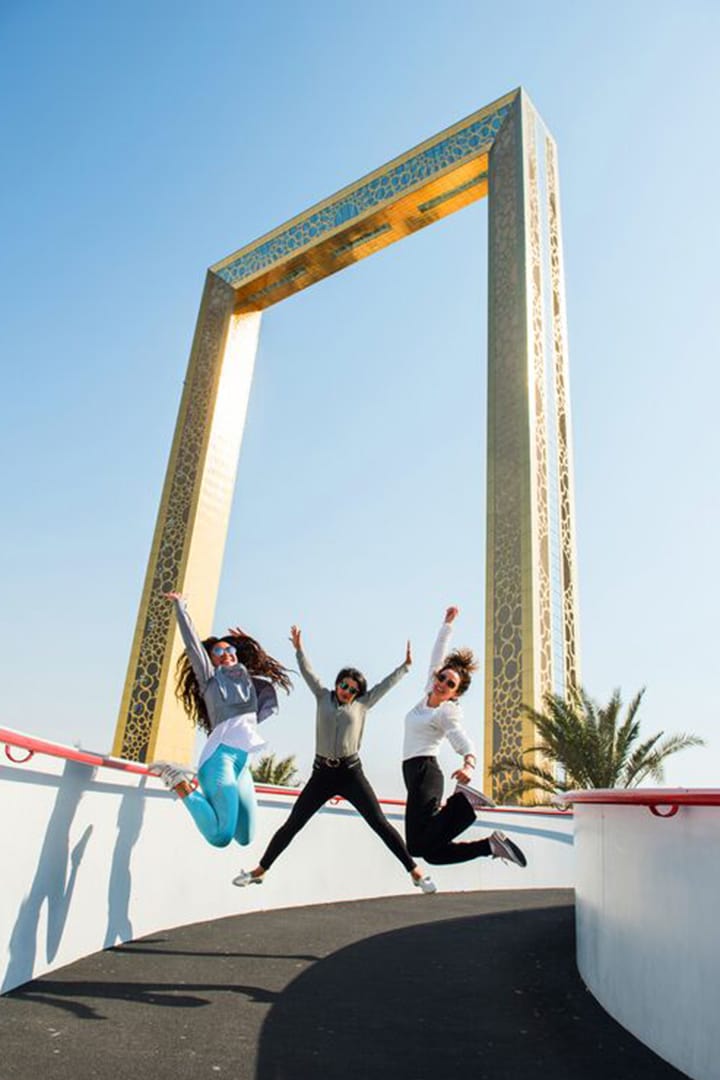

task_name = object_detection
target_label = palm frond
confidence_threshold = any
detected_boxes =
[495,684,703,800]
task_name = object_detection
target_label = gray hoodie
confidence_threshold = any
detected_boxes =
[174,598,278,730]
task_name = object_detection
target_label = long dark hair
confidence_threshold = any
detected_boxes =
[175,632,292,736]
[438,648,478,697]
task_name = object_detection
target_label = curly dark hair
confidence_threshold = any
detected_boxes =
[437,648,479,697]
[334,667,368,698]
[175,632,292,736]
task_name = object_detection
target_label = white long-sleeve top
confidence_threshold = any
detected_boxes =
[402,621,476,761]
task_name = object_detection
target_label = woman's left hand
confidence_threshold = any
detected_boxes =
[227,624,248,639]
[405,640,413,666]
[451,766,473,784]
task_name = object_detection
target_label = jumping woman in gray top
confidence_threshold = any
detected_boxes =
[233,625,436,893]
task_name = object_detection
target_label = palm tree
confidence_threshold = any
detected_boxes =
[250,753,300,787]
[490,687,704,803]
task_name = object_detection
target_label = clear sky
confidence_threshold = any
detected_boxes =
[1,0,718,798]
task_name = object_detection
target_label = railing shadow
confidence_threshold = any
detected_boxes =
[8,977,278,1020]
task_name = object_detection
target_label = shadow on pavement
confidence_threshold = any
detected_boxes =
[256,904,686,1080]
[1,892,687,1080]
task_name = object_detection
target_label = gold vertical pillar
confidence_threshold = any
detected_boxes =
[546,136,581,698]
[483,92,580,801]
[113,273,261,763]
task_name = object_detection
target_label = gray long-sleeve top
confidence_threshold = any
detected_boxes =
[174,597,259,729]
[296,645,410,759]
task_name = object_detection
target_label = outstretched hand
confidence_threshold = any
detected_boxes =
[163,591,184,602]
[289,625,302,650]
[445,606,459,624]
[451,765,473,784]
[405,640,413,666]
[227,624,249,639]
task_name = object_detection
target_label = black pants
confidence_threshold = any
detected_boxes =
[260,758,416,873]
[402,756,492,865]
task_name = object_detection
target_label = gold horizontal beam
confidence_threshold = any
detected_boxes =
[231,155,489,313]
[211,90,518,311]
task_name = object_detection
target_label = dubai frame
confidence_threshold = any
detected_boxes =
[112,88,580,801]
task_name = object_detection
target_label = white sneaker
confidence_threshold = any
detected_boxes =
[454,782,496,812]
[232,869,264,888]
[412,874,438,895]
[149,762,194,790]
[488,830,527,868]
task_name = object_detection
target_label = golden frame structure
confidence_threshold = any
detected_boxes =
[112,88,580,801]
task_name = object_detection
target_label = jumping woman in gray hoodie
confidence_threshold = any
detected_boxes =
[151,592,291,855]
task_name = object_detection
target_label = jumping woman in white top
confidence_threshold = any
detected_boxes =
[401,606,526,868]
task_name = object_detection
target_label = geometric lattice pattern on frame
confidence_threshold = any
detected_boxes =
[485,102,527,804]
[484,93,581,802]
[546,135,581,700]
[214,104,512,290]
[117,277,233,761]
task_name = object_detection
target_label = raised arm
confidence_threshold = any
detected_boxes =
[290,625,324,699]
[364,641,412,708]
[425,606,457,691]
[164,592,213,689]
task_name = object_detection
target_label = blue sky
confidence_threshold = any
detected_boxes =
[1,0,718,797]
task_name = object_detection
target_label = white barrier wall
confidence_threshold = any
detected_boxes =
[574,803,720,1080]
[0,753,575,994]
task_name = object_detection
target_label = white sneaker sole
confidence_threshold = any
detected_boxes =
[456,783,497,810]
[232,872,264,887]
[413,876,438,894]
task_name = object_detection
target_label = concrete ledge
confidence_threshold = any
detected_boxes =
[1,752,574,993]
[574,801,720,1080]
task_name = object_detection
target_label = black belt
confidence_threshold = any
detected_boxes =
[314,753,360,769]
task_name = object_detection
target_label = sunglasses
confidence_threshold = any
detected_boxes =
[435,672,459,691]
[211,644,237,657]
[338,680,360,695]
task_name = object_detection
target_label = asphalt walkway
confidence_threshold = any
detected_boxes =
[1,889,688,1080]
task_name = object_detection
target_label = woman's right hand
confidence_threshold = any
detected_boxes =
[289,625,302,650]
[445,606,459,623]
[163,591,184,602]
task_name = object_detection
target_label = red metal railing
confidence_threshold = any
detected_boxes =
[562,788,720,818]
[0,725,572,815]
[1,726,152,775]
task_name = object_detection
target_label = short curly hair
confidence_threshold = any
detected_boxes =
[437,648,478,697]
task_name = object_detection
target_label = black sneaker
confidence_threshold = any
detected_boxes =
[488,830,527,867]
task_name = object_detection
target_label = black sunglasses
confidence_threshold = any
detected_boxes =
[436,672,459,690]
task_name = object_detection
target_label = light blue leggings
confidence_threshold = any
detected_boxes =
[182,744,256,848]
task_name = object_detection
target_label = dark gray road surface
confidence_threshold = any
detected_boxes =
[1,889,688,1080]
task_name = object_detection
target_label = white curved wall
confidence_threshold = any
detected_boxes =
[574,803,720,1080]
[1,752,574,994]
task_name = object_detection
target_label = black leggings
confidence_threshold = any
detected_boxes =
[260,759,417,873]
[402,756,492,865]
